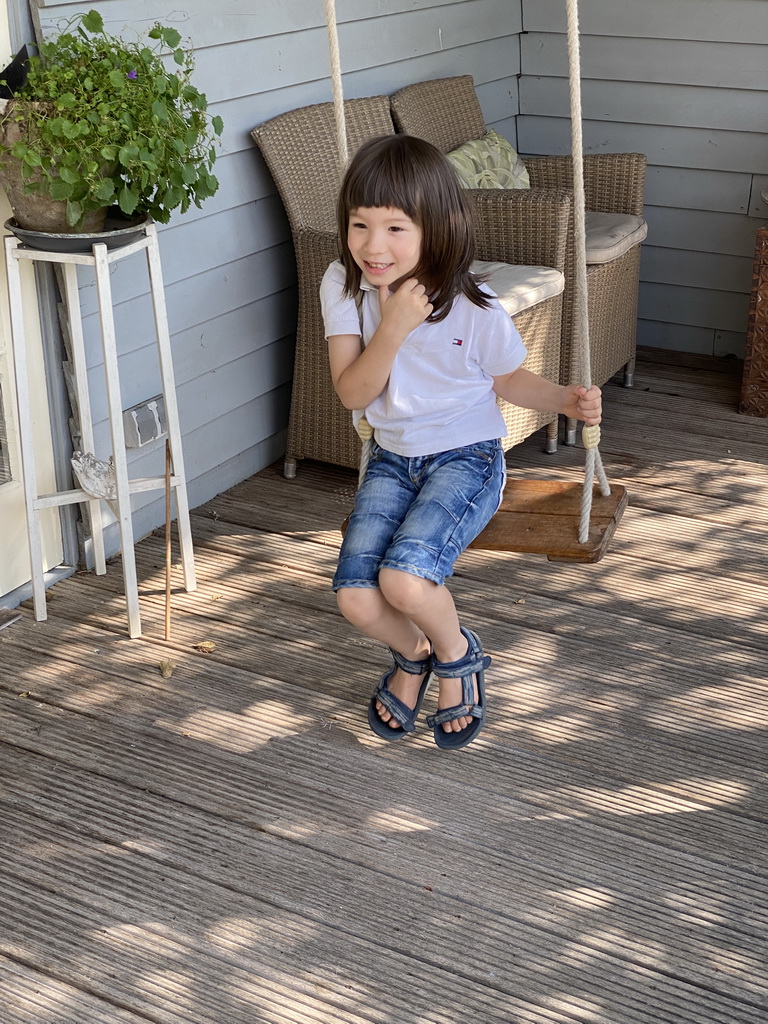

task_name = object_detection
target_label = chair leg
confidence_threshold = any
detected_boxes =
[623,357,636,388]
[284,457,297,479]
[545,418,558,454]
[564,417,577,446]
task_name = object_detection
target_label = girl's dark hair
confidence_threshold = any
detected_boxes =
[336,134,491,322]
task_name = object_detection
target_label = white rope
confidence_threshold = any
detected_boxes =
[357,422,373,486]
[324,0,348,167]
[565,0,612,543]
[325,0,374,485]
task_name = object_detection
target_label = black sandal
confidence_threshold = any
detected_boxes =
[367,648,433,740]
[427,627,489,749]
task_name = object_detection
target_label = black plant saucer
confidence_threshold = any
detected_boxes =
[4,212,150,253]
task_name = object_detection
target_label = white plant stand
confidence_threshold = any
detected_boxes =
[4,219,196,638]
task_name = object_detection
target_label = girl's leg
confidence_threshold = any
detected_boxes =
[336,586,431,729]
[335,441,502,734]
[375,440,506,734]
[379,569,476,733]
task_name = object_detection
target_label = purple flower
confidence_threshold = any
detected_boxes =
[127,69,137,80]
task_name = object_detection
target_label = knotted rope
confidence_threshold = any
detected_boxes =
[352,292,374,485]
[356,415,374,485]
[565,0,612,541]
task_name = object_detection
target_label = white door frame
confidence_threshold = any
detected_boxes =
[0,0,78,606]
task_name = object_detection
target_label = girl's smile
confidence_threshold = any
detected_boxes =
[347,206,423,289]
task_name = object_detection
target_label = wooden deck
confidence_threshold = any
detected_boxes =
[1,348,766,1024]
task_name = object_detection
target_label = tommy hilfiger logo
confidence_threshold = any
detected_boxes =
[452,338,464,346]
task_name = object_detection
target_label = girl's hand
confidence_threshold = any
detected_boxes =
[562,384,602,425]
[378,278,433,336]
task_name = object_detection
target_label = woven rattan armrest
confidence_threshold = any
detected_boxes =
[524,154,647,217]
[467,188,570,272]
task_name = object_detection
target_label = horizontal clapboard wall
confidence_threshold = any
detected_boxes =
[31,0,522,553]
[518,0,768,357]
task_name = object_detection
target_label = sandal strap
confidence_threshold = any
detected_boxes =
[391,647,432,675]
[373,671,418,732]
[426,701,483,728]
[427,627,489,728]
[431,628,491,681]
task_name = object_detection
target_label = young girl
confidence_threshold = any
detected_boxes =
[320,134,601,750]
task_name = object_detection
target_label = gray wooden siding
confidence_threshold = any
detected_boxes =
[518,0,768,358]
[31,0,522,555]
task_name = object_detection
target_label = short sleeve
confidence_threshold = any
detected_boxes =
[320,261,361,338]
[473,293,528,377]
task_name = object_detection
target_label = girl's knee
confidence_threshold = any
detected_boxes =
[336,586,381,629]
[379,567,433,613]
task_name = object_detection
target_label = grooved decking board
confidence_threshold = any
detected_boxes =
[0,956,149,1024]
[2,678,766,869]
[3,746,766,977]
[1,822,763,1024]
[7,592,766,825]
[1,349,767,1024]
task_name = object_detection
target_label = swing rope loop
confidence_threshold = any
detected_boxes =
[565,0,611,541]
[356,416,373,486]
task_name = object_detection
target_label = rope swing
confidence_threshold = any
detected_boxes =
[324,0,627,562]
[564,0,613,542]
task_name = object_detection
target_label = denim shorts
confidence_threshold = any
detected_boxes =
[333,439,506,590]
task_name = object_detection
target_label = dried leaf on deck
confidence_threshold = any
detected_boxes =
[193,640,216,653]
[159,660,174,678]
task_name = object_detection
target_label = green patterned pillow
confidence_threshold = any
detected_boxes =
[446,130,530,190]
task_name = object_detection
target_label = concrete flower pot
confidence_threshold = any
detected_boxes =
[0,99,108,233]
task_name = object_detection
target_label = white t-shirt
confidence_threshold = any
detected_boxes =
[320,260,528,457]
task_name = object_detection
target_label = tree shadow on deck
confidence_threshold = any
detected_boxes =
[1,645,766,1023]
[1,351,766,1022]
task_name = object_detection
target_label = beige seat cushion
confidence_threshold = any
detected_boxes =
[472,261,565,316]
[586,212,647,264]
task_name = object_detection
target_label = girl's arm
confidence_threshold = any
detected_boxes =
[493,367,602,425]
[329,279,432,410]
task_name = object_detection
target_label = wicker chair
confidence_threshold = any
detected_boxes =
[252,97,394,476]
[390,75,648,442]
[253,96,570,476]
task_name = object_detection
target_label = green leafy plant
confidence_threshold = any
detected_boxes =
[0,9,223,229]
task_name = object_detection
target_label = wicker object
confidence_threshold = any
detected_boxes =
[739,226,768,417]
[390,75,647,418]
[252,98,394,473]
[253,95,569,474]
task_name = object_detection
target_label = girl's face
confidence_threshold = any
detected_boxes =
[347,206,423,291]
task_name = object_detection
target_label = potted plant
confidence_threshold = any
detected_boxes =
[0,8,223,234]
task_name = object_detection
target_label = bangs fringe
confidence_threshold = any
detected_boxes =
[345,156,421,223]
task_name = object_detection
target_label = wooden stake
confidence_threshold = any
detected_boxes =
[165,439,172,641]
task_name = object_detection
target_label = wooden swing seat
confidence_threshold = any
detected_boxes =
[341,478,627,564]
[470,478,628,563]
